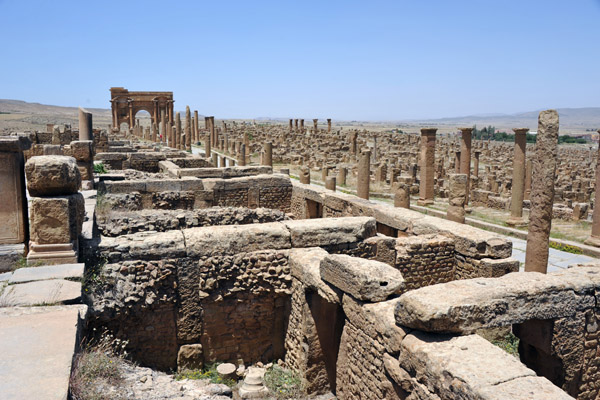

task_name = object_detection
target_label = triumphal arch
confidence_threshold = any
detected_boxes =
[109,87,174,129]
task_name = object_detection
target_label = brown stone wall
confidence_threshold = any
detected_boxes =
[394,234,455,290]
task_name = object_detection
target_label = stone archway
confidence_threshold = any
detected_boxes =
[110,87,174,130]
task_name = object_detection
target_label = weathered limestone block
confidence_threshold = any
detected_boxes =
[30,194,84,244]
[25,156,81,196]
[342,295,408,354]
[289,248,341,304]
[283,217,376,248]
[395,266,600,333]
[183,222,291,258]
[98,230,186,263]
[177,343,204,370]
[397,332,571,399]
[320,254,404,302]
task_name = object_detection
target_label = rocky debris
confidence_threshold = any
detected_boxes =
[25,155,81,196]
[320,254,404,302]
[395,265,600,333]
[97,207,289,237]
[93,361,233,399]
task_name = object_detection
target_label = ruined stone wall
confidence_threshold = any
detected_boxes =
[98,174,292,213]
[96,207,288,237]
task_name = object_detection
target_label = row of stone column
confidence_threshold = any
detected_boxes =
[288,119,333,133]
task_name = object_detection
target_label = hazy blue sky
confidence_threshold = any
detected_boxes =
[1,0,599,120]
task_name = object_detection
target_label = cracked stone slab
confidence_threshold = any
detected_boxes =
[9,263,83,284]
[5,279,81,306]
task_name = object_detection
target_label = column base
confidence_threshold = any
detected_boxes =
[27,242,78,265]
[417,199,433,206]
[584,235,600,248]
[506,217,528,227]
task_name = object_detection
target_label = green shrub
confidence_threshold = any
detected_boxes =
[175,364,236,387]
[549,241,583,254]
[93,163,108,174]
[264,365,305,399]
[491,332,520,357]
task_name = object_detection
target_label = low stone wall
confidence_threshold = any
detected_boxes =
[96,207,288,237]
[291,182,515,278]
[98,173,292,213]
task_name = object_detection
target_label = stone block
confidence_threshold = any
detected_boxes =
[177,344,204,371]
[69,140,93,161]
[283,217,376,248]
[320,254,404,302]
[25,156,81,196]
[395,266,600,333]
[30,194,84,245]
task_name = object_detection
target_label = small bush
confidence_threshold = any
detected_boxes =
[264,365,305,399]
[69,330,129,400]
[492,332,520,357]
[175,363,236,387]
[549,241,583,254]
[93,163,108,174]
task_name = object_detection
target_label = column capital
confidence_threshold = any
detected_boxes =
[420,128,437,135]
[513,128,529,135]
[458,127,473,133]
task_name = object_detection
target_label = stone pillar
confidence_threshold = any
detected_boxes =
[313,119,318,133]
[300,166,311,184]
[454,152,461,173]
[160,110,166,144]
[337,166,347,186]
[525,110,559,273]
[327,119,332,133]
[357,150,371,200]
[507,128,529,226]
[325,176,336,191]
[171,126,176,149]
[78,107,93,141]
[205,116,209,130]
[473,151,480,178]
[239,144,246,166]
[184,106,192,150]
[459,127,472,203]
[394,183,410,209]
[175,112,182,150]
[321,165,329,183]
[294,119,299,132]
[524,159,532,200]
[210,116,215,147]
[585,133,600,247]
[194,110,199,144]
[447,174,467,224]
[300,119,304,132]
[350,132,358,155]
[417,128,437,205]
[212,152,218,167]
[263,142,272,167]
[205,134,211,158]
[70,140,94,190]
[0,136,31,265]
[25,156,84,265]
[151,123,157,142]
[220,155,226,168]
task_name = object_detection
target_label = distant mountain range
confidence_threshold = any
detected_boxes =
[1,99,598,134]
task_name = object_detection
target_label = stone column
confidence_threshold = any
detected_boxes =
[473,151,480,178]
[298,166,310,184]
[289,119,293,133]
[300,119,304,132]
[447,174,467,223]
[205,116,209,130]
[357,150,371,200]
[239,144,246,166]
[313,119,318,133]
[263,142,272,167]
[160,110,166,144]
[394,183,410,209]
[185,106,192,150]
[171,126,176,149]
[209,116,215,147]
[350,132,358,155]
[78,107,93,141]
[151,123,157,142]
[212,152,218,167]
[194,110,199,143]
[321,165,329,183]
[525,110,559,273]
[524,159,532,200]
[585,133,600,247]
[294,119,299,132]
[417,128,437,205]
[507,128,529,226]
[337,166,347,186]
[454,152,461,173]
[459,127,472,203]
[327,119,332,133]
[205,134,211,158]
[175,112,182,150]
[325,176,336,191]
